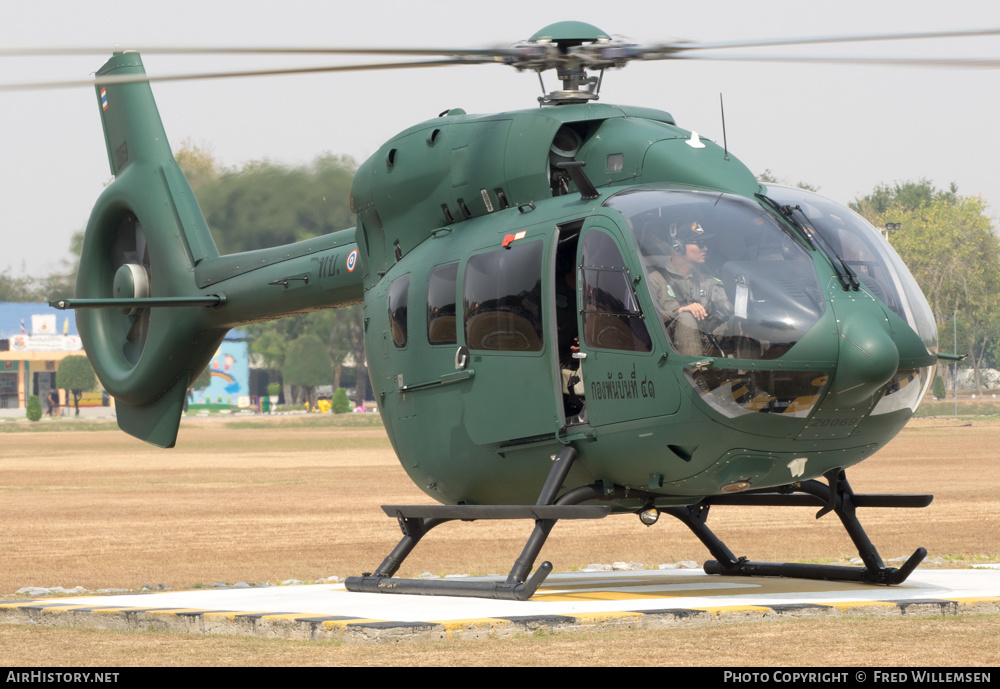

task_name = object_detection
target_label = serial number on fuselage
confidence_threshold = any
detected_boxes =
[807,417,861,427]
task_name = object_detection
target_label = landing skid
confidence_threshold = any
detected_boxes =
[345,446,606,600]
[687,471,932,586]
[346,457,932,599]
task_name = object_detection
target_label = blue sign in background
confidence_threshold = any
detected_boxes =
[193,340,250,405]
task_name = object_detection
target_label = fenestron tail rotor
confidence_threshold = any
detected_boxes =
[109,215,151,362]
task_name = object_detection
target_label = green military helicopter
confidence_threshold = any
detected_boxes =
[39,21,987,599]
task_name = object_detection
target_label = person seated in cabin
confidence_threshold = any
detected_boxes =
[555,253,584,417]
[645,221,732,357]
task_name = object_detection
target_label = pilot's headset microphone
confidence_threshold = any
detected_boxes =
[669,223,684,255]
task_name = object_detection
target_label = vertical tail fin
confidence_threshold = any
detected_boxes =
[94,52,220,264]
[96,53,171,177]
[78,53,225,447]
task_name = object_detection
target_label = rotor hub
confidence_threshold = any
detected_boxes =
[113,263,150,315]
[513,21,641,105]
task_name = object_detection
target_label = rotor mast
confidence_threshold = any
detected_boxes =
[512,21,632,105]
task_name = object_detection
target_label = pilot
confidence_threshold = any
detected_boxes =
[646,221,732,356]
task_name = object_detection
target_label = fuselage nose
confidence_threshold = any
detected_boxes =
[824,306,899,411]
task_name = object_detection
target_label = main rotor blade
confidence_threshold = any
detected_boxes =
[669,54,1000,68]
[0,45,521,58]
[5,25,998,91]
[4,27,998,59]
[647,27,1000,55]
[0,57,493,91]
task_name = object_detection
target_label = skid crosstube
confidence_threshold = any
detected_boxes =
[346,457,934,599]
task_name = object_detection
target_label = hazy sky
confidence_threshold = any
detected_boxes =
[3,0,1000,279]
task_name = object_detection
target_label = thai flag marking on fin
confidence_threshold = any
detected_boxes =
[101,88,108,111]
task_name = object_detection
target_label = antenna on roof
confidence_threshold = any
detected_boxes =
[720,93,729,161]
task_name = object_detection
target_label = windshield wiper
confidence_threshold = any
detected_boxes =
[756,193,859,291]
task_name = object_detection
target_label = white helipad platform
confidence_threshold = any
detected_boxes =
[2,568,998,644]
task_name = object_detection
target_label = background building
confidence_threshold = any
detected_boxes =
[0,302,85,410]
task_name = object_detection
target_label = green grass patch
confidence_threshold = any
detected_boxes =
[0,411,386,434]
[795,557,845,565]
[915,399,1000,417]
[225,414,384,430]
[176,436,391,453]
[938,553,999,564]
[0,419,118,433]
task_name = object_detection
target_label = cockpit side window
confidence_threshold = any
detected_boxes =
[579,230,652,353]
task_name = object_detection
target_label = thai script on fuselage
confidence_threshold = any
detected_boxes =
[318,252,341,280]
[589,365,656,401]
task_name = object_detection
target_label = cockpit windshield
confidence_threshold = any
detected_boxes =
[604,187,825,361]
[765,186,938,355]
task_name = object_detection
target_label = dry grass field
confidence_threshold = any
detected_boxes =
[1,413,998,666]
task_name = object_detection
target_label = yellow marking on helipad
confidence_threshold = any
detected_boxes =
[87,607,170,614]
[534,590,681,602]
[536,573,880,599]
[18,604,100,612]
[539,578,866,605]
[707,576,898,595]
[571,611,644,622]
[697,605,773,615]
[439,618,513,639]
[321,618,384,628]
[202,611,271,620]
[824,601,898,611]
[0,602,44,609]
[541,574,685,588]
[440,618,511,629]
[255,613,361,622]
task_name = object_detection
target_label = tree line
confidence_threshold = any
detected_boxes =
[849,180,1000,393]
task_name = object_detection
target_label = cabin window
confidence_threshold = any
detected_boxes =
[464,241,544,351]
[388,275,410,349]
[580,230,652,353]
[427,262,458,345]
